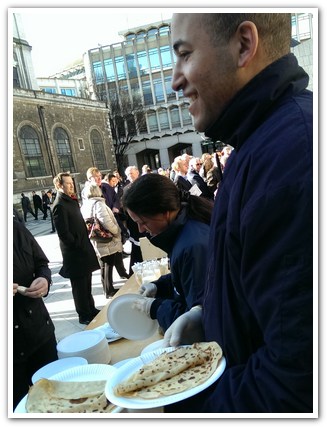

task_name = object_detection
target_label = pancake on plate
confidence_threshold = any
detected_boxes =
[26,378,116,413]
[114,341,223,399]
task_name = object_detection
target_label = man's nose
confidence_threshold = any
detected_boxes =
[171,64,184,93]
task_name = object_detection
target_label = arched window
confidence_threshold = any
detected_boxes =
[158,108,169,130]
[147,110,159,132]
[170,106,181,128]
[147,28,158,38]
[159,25,170,36]
[53,127,76,172]
[19,125,47,177]
[181,104,193,125]
[90,129,108,170]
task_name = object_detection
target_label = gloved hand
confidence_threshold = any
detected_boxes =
[138,282,157,297]
[162,305,204,347]
[132,296,156,317]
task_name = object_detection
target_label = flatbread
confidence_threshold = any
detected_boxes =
[114,341,222,399]
[26,378,116,413]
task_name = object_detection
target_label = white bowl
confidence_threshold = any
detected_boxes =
[57,330,111,364]
[32,357,88,384]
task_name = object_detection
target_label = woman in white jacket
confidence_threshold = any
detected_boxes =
[81,183,123,298]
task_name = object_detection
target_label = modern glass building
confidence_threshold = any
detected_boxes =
[84,20,200,171]
[84,13,314,171]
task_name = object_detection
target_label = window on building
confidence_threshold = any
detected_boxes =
[153,78,164,102]
[126,53,138,79]
[130,81,140,96]
[159,26,170,36]
[136,31,146,41]
[115,56,126,80]
[13,66,20,88]
[53,127,76,172]
[126,33,136,40]
[137,50,149,74]
[148,48,161,71]
[160,46,172,68]
[93,61,104,83]
[170,106,181,128]
[165,76,175,100]
[158,109,169,130]
[60,88,76,96]
[42,87,57,94]
[104,58,115,82]
[142,80,153,105]
[147,110,159,132]
[19,126,47,177]
[90,129,108,170]
[181,105,193,125]
[78,138,85,150]
[147,28,158,38]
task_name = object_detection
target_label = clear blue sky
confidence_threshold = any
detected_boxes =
[17,8,173,76]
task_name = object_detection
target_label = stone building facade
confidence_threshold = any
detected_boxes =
[13,88,115,210]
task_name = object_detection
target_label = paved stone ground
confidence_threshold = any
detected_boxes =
[24,216,130,342]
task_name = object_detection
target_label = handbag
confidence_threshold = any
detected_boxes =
[85,202,113,242]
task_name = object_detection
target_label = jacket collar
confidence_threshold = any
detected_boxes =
[150,206,188,255]
[205,54,309,150]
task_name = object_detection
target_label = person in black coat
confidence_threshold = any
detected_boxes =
[187,157,214,199]
[32,191,44,220]
[52,172,100,325]
[20,193,36,222]
[13,219,58,410]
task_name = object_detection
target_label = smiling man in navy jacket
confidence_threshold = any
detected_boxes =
[163,13,313,413]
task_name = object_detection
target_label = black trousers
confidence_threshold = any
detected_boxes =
[13,335,58,411]
[70,273,97,320]
[129,243,143,276]
[34,206,44,219]
[114,251,130,278]
[100,254,116,296]
[23,208,36,221]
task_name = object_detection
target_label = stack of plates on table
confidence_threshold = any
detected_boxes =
[57,330,111,364]
[31,357,88,384]
[107,293,158,341]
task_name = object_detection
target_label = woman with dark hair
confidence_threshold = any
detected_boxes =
[122,173,213,332]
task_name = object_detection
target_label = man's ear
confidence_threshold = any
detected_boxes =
[236,21,259,68]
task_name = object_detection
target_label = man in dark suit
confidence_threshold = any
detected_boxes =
[32,191,44,220]
[52,172,100,325]
[21,193,36,222]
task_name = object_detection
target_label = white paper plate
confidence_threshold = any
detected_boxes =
[15,364,122,413]
[107,293,158,340]
[32,357,88,384]
[112,358,134,369]
[105,347,226,409]
[141,339,165,355]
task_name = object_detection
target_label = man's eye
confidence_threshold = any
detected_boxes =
[179,51,190,58]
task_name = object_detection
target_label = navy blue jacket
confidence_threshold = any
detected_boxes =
[167,54,313,412]
[149,207,210,332]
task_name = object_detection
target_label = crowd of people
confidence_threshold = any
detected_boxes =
[12,12,313,414]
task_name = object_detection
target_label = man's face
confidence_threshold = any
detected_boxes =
[128,169,139,183]
[60,176,75,196]
[109,177,118,188]
[171,14,239,132]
